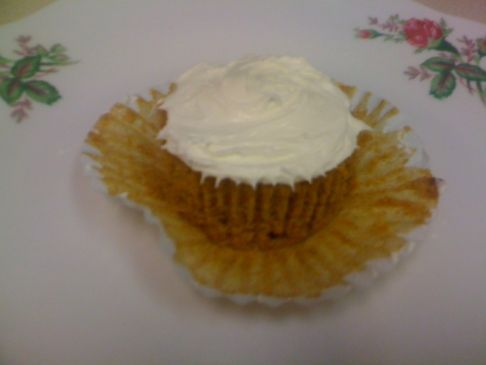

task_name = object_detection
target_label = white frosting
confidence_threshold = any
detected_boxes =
[158,56,368,185]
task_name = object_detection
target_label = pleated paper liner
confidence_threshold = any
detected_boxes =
[83,84,440,305]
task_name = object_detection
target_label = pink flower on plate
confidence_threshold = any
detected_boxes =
[403,18,443,48]
[356,29,380,39]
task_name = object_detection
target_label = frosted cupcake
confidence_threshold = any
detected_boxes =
[84,56,439,303]
[156,56,368,250]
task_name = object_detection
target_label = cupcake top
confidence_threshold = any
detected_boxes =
[158,56,368,186]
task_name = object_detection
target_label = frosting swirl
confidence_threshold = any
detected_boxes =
[158,56,368,185]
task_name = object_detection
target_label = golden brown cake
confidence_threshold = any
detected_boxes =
[153,142,355,250]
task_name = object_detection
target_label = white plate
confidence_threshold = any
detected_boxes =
[1,1,485,364]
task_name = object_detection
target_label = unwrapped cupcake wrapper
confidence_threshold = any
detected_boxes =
[82,84,440,305]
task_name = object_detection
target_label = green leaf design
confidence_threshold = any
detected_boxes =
[0,77,24,104]
[443,28,453,38]
[430,72,456,99]
[50,54,69,63]
[422,57,455,73]
[34,45,48,56]
[11,55,41,78]
[0,54,12,65]
[50,44,66,54]
[454,63,486,82]
[477,81,486,105]
[24,80,61,105]
[429,38,459,55]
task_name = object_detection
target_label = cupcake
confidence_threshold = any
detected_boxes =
[155,56,368,250]
[84,56,439,303]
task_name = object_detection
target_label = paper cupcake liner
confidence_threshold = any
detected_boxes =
[82,84,440,305]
